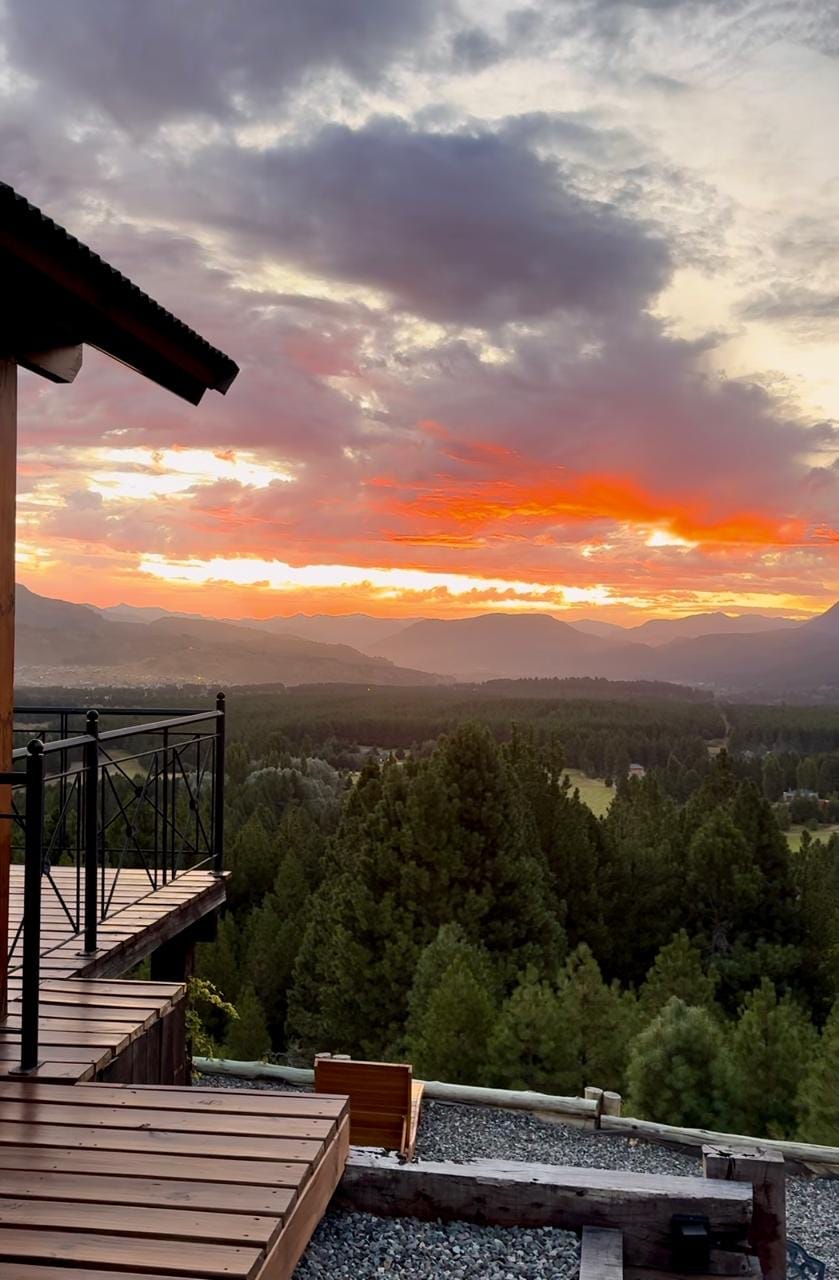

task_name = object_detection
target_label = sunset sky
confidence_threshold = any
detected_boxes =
[5,0,839,622]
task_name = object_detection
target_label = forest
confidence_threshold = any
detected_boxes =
[156,681,839,1147]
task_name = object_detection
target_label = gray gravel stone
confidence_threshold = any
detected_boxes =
[417,1100,699,1177]
[198,1075,839,1278]
[294,1211,581,1279]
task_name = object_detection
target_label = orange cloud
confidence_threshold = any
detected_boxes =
[369,452,811,550]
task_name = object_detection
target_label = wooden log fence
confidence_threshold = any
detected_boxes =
[194,1058,839,1173]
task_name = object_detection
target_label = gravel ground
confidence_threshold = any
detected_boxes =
[198,1075,839,1277]
[294,1213,580,1279]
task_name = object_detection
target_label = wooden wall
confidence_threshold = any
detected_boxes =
[97,1001,189,1086]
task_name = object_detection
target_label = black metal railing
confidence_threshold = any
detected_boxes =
[3,694,226,1072]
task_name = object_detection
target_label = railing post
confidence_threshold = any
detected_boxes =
[83,710,99,955]
[213,692,225,876]
[20,738,45,1073]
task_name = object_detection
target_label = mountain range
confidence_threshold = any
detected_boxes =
[15,586,440,688]
[571,611,801,645]
[15,586,839,698]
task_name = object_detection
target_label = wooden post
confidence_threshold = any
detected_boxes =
[581,1227,623,1280]
[703,1143,786,1280]
[0,358,16,1023]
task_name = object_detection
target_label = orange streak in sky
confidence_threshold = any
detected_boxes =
[369,463,806,547]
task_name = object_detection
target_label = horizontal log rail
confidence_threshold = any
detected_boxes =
[195,1058,839,1177]
[193,1058,599,1120]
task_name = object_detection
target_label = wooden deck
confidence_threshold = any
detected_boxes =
[0,978,185,1082]
[0,867,351,1274]
[8,866,226,981]
[0,1080,350,1279]
[2,866,225,1082]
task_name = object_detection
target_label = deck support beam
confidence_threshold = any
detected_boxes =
[0,358,16,1023]
[335,1151,753,1271]
[149,912,216,983]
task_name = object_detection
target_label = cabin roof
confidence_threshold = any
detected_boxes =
[0,181,239,403]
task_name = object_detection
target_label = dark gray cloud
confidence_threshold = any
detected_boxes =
[2,0,448,130]
[447,0,837,73]
[186,117,671,326]
[741,288,839,325]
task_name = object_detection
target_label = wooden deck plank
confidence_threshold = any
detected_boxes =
[0,1228,262,1278]
[2,1016,155,1037]
[0,1170,295,1218]
[0,1080,347,1120]
[0,1099,335,1140]
[0,1062,89,1083]
[0,1045,113,1066]
[0,1144,312,1187]
[0,1268,205,1280]
[0,1029,131,1049]
[0,1121,324,1162]
[0,1196,283,1247]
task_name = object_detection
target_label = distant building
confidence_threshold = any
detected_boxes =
[628,763,646,779]
[782,789,821,802]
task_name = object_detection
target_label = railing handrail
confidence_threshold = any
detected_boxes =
[11,708,222,761]
[14,705,216,717]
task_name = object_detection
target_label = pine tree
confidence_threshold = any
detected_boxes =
[640,931,717,1020]
[683,809,761,960]
[761,754,783,802]
[729,781,798,944]
[797,1001,839,1144]
[226,810,282,911]
[241,897,284,1042]
[556,944,639,1093]
[408,955,497,1084]
[226,742,251,786]
[717,979,817,1139]
[224,984,271,1061]
[504,728,606,956]
[794,833,839,1018]
[287,726,564,1059]
[486,974,581,1095]
[796,757,819,793]
[599,774,682,982]
[626,998,725,1128]
[405,924,497,1046]
[407,724,564,981]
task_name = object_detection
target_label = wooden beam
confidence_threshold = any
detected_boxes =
[0,358,15,1022]
[581,1227,623,1280]
[17,345,83,384]
[703,1144,786,1280]
[335,1151,753,1270]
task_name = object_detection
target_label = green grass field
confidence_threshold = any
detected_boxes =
[563,769,615,818]
[786,823,839,851]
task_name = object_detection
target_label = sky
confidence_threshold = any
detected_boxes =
[4,0,839,623]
